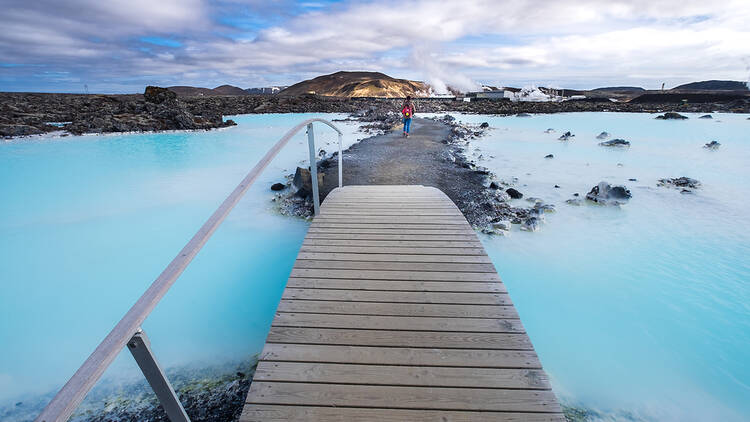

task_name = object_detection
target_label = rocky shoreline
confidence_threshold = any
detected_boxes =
[269,113,559,234]
[3,89,748,138]
[1,358,257,422]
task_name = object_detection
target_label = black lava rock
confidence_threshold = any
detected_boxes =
[506,188,523,199]
[655,112,688,120]
[144,86,177,104]
[558,131,574,141]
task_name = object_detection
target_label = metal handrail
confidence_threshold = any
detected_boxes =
[35,118,344,422]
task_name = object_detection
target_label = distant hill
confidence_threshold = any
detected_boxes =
[212,85,248,95]
[673,80,748,91]
[592,86,645,92]
[167,85,249,96]
[279,71,429,98]
[167,86,217,96]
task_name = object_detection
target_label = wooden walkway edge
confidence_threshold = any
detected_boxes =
[241,185,563,421]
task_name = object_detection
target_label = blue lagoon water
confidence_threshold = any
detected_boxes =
[1,112,748,421]
[437,112,750,421]
[0,113,366,407]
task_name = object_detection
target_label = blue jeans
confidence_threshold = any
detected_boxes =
[403,118,412,133]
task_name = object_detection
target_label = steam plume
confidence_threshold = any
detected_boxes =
[409,45,480,95]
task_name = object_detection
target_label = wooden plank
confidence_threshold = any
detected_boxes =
[277,300,516,318]
[308,228,472,235]
[285,279,506,293]
[299,245,486,255]
[302,239,484,247]
[293,260,497,273]
[259,343,539,368]
[272,313,525,333]
[289,269,501,282]
[322,202,455,207]
[295,252,492,263]
[320,209,461,215]
[325,193,446,198]
[309,224,471,231]
[335,185,429,189]
[246,383,561,413]
[323,199,454,204]
[317,213,465,219]
[327,190,441,195]
[266,327,533,350]
[254,362,550,389]
[319,208,463,215]
[242,405,566,422]
[326,192,444,197]
[305,233,477,241]
[282,289,511,305]
[310,223,465,230]
[312,217,469,224]
[302,238,483,246]
[321,204,459,210]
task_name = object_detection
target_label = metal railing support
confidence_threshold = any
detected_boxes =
[337,133,343,188]
[127,329,190,422]
[306,123,321,216]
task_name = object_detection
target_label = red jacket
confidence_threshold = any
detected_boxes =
[401,101,415,118]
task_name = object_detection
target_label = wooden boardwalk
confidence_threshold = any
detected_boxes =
[241,185,563,421]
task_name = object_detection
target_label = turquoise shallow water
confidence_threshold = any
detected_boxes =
[1,112,749,421]
[434,112,750,421]
[0,113,365,405]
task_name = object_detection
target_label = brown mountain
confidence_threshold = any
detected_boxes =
[167,85,249,96]
[279,71,429,98]
[212,84,249,95]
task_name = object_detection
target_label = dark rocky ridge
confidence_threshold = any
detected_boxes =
[3,90,749,138]
[673,80,748,91]
[0,88,236,137]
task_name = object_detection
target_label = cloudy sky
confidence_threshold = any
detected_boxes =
[1,0,749,93]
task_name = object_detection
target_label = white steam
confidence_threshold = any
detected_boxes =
[510,86,555,102]
[410,46,480,95]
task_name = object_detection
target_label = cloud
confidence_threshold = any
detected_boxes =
[1,0,749,92]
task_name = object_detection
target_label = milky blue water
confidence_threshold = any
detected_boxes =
[0,114,366,407]
[434,112,750,421]
[1,112,748,422]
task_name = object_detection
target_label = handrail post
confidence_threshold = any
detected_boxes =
[337,133,343,188]
[127,329,190,422]
[306,123,321,216]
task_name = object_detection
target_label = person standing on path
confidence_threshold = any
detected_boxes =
[401,95,415,138]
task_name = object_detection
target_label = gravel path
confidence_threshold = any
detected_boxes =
[319,118,487,213]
